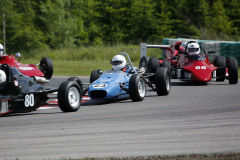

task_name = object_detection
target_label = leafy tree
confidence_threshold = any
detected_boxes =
[227,0,240,36]
[151,0,174,41]
[172,0,211,38]
[70,0,102,46]
[1,0,240,51]
[128,0,155,43]
[1,0,46,52]
[94,0,124,45]
[10,0,46,51]
[38,0,75,49]
[208,0,232,36]
[112,0,132,44]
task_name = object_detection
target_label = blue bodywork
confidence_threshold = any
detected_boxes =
[88,68,136,100]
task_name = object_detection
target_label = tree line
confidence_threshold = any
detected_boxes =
[0,0,240,52]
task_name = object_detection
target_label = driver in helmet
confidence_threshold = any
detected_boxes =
[0,44,5,57]
[187,42,201,56]
[0,43,21,61]
[110,55,127,71]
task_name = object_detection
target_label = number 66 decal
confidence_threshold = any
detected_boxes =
[195,66,207,70]
[25,94,35,107]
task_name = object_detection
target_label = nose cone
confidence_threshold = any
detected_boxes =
[183,61,217,82]
[88,70,130,100]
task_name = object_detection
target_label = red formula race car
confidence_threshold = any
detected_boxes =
[139,41,238,84]
[0,53,53,79]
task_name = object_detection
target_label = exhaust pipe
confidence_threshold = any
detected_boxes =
[34,76,49,84]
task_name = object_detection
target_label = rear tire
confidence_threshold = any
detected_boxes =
[214,56,226,81]
[58,81,82,112]
[148,57,159,73]
[139,56,150,72]
[90,70,100,83]
[67,77,83,90]
[162,61,171,72]
[226,57,238,84]
[155,67,171,96]
[40,57,53,79]
[129,74,146,102]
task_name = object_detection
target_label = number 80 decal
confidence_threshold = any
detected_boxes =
[25,94,35,107]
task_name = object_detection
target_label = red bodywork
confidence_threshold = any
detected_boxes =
[181,59,217,82]
[158,41,219,83]
[0,55,44,77]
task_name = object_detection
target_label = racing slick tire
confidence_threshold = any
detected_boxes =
[90,70,100,83]
[214,56,226,81]
[226,57,238,84]
[40,57,53,79]
[67,77,83,90]
[58,81,82,112]
[148,57,159,73]
[162,60,171,72]
[155,67,171,96]
[129,74,146,102]
[139,56,150,72]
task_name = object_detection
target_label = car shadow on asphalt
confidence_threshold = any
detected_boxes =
[171,81,208,86]
[171,81,231,86]
[82,99,117,106]
[0,111,63,117]
[81,97,137,105]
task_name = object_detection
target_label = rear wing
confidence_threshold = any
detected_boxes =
[140,43,170,58]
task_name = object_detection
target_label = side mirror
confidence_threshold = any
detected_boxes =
[175,45,180,50]
[97,69,103,74]
[208,51,215,54]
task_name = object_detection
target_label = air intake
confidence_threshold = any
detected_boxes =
[90,90,107,99]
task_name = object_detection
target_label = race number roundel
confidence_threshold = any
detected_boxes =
[195,66,206,70]
[25,94,35,107]
[93,83,107,88]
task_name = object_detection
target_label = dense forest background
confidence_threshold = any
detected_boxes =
[0,0,240,53]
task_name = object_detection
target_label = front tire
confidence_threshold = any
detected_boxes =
[227,57,238,84]
[58,81,82,112]
[40,57,53,79]
[155,67,171,96]
[90,70,100,83]
[214,56,226,81]
[129,74,146,102]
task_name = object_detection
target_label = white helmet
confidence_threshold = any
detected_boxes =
[0,70,6,83]
[111,55,126,71]
[187,42,200,56]
[0,44,4,57]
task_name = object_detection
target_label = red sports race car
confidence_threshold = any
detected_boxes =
[0,53,53,79]
[139,41,238,84]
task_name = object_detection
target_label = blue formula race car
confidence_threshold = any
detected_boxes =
[67,52,171,102]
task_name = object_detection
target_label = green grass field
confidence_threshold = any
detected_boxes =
[20,45,240,77]
[20,45,162,76]
[22,59,240,78]
[21,59,140,76]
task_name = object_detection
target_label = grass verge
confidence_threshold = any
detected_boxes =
[21,59,140,76]
[22,59,240,78]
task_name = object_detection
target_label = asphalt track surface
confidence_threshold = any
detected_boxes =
[0,76,240,160]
